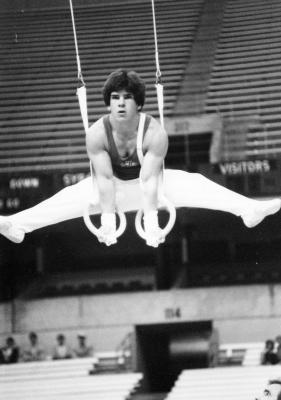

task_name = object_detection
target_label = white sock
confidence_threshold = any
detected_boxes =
[240,198,281,228]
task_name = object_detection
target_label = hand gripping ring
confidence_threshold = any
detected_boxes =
[83,203,127,238]
[135,196,176,240]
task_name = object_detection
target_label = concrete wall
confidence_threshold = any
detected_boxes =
[1,284,281,355]
[0,303,12,334]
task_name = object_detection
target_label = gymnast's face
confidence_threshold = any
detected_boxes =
[108,90,140,121]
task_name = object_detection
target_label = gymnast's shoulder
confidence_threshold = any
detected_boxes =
[85,117,106,151]
[144,114,168,152]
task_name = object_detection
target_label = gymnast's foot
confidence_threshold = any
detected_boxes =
[241,198,281,228]
[0,217,25,243]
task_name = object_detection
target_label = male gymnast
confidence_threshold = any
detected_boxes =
[0,69,280,247]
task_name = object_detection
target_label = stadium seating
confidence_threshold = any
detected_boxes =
[205,0,281,160]
[166,365,281,400]
[2,0,281,169]
[20,267,155,298]
[0,342,269,400]
[218,341,264,366]
[0,0,204,173]
[0,357,142,400]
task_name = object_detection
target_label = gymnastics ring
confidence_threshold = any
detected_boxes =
[83,203,127,238]
[135,196,176,240]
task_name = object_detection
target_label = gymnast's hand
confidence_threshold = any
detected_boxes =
[98,213,117,246]
[143,211,165,248]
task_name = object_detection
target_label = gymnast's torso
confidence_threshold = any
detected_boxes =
[102,114,151,180]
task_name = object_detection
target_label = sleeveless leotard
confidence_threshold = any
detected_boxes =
[103,114,151,180]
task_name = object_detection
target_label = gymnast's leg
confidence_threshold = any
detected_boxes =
[0,177,99,243]
[1,169,279,244]
[163,169,281,227]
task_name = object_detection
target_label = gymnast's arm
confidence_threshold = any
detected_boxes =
[86,120,116,213]
[140,117,168,212]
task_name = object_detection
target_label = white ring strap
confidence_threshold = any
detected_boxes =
[136,112,146,165]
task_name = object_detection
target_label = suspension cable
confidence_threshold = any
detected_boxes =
[69,0,85,85]
[151,0,164,130]
[151,0,162,83]
[136,1,177,240]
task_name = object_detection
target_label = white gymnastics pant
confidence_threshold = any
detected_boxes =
[7,169,260,234]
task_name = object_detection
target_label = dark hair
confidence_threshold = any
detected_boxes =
[6,337,15,345]
[266,339,275,349]
[102,69,146,108]
[269,379,281,386]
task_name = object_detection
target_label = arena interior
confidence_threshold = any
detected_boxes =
[1,0,281,398]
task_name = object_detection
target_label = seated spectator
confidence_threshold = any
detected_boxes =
[261,339,278,365]
[52,334,73,360]
[276,336,281,363]
[74,332,93,358]
[276,336,281,346]
[21,332,45,362]
[256,378,281,400]
[0,336,19,364]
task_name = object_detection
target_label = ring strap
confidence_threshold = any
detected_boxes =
[136,112,146,165]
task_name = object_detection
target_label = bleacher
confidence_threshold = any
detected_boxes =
[166,365,281,400]
[0,335,275,399]
[163,341,276,400]
[1,0,281,169]
[218,341,264,367]
[0,0,204,174]
[205,0,281,160]
[0,341,269,400]
[20,267,155,298]
[0,357,142,400]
